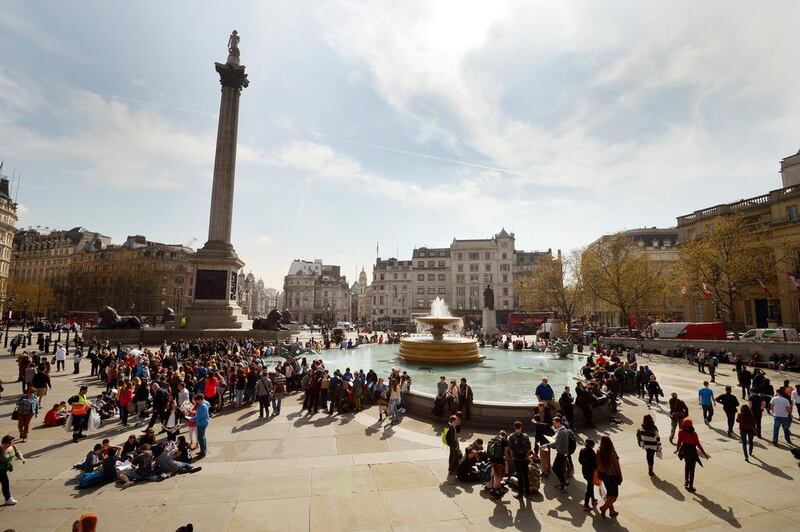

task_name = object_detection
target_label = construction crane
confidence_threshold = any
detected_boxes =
[185,237,198,248]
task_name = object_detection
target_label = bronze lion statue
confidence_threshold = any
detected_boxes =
[253,308,289,331]
[97,306,142,329]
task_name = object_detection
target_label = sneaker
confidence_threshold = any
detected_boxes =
[3,497,17,506]
[189,466,202,473]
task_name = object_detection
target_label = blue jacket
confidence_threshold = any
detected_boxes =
[193,401,210,428]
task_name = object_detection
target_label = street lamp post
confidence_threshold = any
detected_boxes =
[4,296,15,348]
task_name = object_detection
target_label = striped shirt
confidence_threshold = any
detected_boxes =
[636,427,661,451]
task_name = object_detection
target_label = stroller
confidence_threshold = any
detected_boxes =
[94,393,118,420]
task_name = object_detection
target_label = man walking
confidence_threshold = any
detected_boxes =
[715,386,740,436]
[749,389,765,438]
[738,367,752,399]
[668,392,689,443]
[698,381,714,424]
[770,390,793,447]
[146,383,169,430]
[54,343,67,372]
[507,421,532,498]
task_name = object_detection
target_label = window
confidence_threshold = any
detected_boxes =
[428,274,435,281]
[502,287,508,295]
[502,252,507,259]
[457,264,463,272]
[470,286,479,296]
[456,274,465,283]
[393,273,397,279]
[438,274,446,281]
[652,239,658,247]
[503,300,509,308]
[403,272,407,279]
[469,264,479,272]
[380,273,385,280]
[485,263,491,271]
[485,252,491,260]
[456,286,466,296]
[427,287,435,294]
[438,287,446,294]
[469,274,479,282]
[457,252,463,260]
[379,295,385,305]
[468,252,480,260]
[417,299,425,307]
[502,274,508,283]
[484,274,492,283]
[787,205,799,221]
[438,260,445,267]
[418,261,424,267]
[457,299,465,309]
[425,260,433,267]
[417,287,425,294]
[419,251,425,257]
[417,274,424,281]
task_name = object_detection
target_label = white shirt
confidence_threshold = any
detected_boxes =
[54,347,67,361]
[770,395,792,418]
[792,389,800,405]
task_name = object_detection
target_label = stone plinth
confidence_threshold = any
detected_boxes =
[481,308,497,336]
[83,327,290,345]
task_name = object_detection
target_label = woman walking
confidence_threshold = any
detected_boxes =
[374,378,389,422]
[1,434,26,506]
[596,436,622,518]
[736,404,755,462]
[636,414,662,476]
[675,419,709,492]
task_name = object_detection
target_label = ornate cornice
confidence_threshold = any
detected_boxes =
[215,62,249,91]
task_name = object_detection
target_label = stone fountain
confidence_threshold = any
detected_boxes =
[398,298,484,365]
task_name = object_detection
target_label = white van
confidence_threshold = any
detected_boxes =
[336,321,353,331]
[741,328,799,342]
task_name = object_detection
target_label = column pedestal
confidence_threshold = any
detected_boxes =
[482,308,497,336]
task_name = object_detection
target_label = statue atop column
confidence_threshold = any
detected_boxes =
[483,284,495,310]
[227,30,241,65]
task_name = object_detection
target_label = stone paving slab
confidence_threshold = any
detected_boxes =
[1,349,799,531]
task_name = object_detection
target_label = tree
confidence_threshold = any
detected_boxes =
[581,234,666,332]
[6,280,56,317]
[517,250,583,328]
[676,214,773,333]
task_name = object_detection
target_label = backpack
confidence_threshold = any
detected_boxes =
[508,432,530,458]
[441,426,450,446]
[487,436,504,462]
[566,429,577,455]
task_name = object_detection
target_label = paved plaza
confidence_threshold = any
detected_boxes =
[0,342,798,531]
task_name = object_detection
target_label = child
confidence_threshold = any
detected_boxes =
[578,439,598,511]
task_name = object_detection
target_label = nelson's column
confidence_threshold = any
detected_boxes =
[184,30,250,329]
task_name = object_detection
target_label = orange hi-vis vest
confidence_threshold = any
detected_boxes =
[71,395,89,415]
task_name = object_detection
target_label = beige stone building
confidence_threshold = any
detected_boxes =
[356,268,372,324]
[677,151,800,329]
[411,247,450,316]
[68,235,194,318]
[282,259,351,325]
[0,178,17,316]
[371,258,413,329]
[10,227,111,317]
[583,227,681,328]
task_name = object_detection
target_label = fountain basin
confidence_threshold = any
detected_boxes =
[399,337,484,365]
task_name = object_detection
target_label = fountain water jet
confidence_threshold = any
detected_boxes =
[399,297,484,365]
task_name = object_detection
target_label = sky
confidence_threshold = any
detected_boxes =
[1,0,799,290]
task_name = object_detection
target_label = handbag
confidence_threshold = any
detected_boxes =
[11,406,20,421]
[677,444,685,461]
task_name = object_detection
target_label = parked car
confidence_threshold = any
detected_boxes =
[741,328,798,342]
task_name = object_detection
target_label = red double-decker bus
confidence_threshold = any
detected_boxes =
[508,311,553,334]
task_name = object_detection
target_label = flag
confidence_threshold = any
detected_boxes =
[702,283,712,298]
[787,272,800,292]
[0,160,3,175]
[757,278,770,296]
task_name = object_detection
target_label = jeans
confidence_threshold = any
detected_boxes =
[197,424,208,455]
[258,395,270,417]
[584,478,596,506]
[272,394,282,414]
[773,416,792,444]
[120,404,129,425]
[235,389,245,407]
[741,430,754,458]
[753,412,762,437]
[72,413,86,439]
[514,459,530,495]
[56,360,65,372]
[740,385,750,399]
[390,399,400,420]
[0,469,9,500]
[701,404,713,423]
[684,459,697,488]
[73,361,80,374]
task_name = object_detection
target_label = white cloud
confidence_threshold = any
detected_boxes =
[258,234,272,244]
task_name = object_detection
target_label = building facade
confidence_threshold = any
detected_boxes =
[370,258,413,329]
[68,235,194,318]
[0,178,17,317]
[356,268,372,324]
[282,259,351,325]
[10,226,111,318]
[365,230,549,328]
[677,151,800,329]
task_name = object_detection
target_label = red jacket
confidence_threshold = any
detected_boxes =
[676,429,706,455]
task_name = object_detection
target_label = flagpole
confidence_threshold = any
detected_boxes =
[14,171,21,202]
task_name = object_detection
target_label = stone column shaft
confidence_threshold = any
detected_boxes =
[207,86,241,244]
